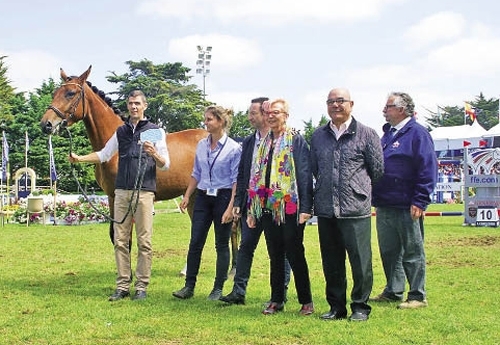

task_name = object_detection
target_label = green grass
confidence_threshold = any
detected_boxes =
[1,201,499,344]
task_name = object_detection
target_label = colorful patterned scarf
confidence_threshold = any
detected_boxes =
[247,128,298,224]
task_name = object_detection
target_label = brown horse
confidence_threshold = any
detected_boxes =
[39,66,239,274]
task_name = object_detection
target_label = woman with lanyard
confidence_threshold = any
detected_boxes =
[173,105,241,301]
[247,98,314,315]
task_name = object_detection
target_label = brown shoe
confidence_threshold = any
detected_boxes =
[397,299,428,309]
[262,302,284,315]
[299,302,314,316]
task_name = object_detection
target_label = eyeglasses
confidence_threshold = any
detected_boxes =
[326,98,351,105]
[266,110,286,115]
[383,104,399,111]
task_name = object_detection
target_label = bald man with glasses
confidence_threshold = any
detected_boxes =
[311,88,384,322]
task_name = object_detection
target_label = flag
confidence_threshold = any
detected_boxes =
[479,139,488,147]
[25,131,29,153]
[48,136,58,182]
[464,102,476,123]
[1,131,8,181]
[463,140,471,147]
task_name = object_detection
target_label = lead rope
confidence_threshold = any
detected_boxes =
[65,127,147,224]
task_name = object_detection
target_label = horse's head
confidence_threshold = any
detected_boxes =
[40,66,92,135]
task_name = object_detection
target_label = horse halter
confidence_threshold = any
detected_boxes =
[47,82,86,127]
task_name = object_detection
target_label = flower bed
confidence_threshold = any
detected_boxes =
[12,197,109,225]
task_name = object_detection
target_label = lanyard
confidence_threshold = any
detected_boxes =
[207,135,228,184]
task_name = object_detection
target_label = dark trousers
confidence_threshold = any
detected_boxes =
[232,215,291,296]
[185,189,232,290]
[376,207,426,301]
[262,213,312,305]
[317,216,372,314]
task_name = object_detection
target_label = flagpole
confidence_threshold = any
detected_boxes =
[25,131,28,192]
[1,131,10,208]
[53,179,57,225]
[6,160,9,206]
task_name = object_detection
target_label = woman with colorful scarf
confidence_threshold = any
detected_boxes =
[246,98,314,316]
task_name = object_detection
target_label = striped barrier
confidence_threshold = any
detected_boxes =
[370,211,463,217]
[307,211,464,225]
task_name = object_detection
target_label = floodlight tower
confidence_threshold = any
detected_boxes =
[196,45,212,99]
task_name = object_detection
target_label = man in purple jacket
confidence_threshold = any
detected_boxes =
[372,92,437,309]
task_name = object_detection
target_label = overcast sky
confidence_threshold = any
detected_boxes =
[1,0,499,134]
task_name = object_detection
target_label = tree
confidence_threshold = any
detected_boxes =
[106,59,207,132]
[0,56,16,128]
[228,110,252,140]
[302,115,329,144]
[425,93,499,131]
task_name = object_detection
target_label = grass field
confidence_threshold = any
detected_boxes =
[1,201,499,344]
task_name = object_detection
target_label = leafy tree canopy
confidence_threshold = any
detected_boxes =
[0,56,16,127]
[228,110,253,140]
[425,93,499,131]
[302,115,329,144]
[106,59,208,132]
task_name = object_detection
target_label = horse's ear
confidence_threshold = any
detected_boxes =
[60,68,68,81]
[78,65,92,83]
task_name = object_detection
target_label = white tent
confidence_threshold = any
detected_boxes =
[431,121,488,151]
[483,123,500,137]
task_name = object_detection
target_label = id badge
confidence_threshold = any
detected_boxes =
[206,188,218,197]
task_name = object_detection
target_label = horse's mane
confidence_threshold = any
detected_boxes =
[68,75,126,121]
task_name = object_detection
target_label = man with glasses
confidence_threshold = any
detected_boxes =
[371,92,437,309]
[310,88,384,321]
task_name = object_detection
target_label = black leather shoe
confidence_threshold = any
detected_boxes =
[320,309,347,320]
[173,286,194,299]
[262,302,284,315]
[132,290,147,300]
[207,288,222,301]
[108,289,130,301]
[220,291,245,305]
[348,311,369,322]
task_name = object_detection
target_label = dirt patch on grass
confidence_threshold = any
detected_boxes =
[154,248,185,258]
[428,235,500,268]
[433,235,499,247]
